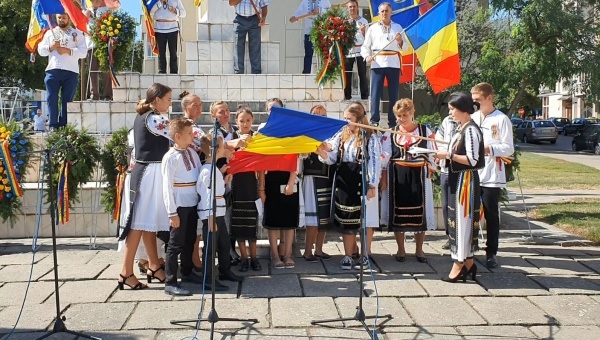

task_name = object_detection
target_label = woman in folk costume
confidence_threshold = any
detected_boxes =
[382,99,436,263]
[118,83,173,290]
[434,92,484,282]
[316,101,382,270]
[301,104,334,262]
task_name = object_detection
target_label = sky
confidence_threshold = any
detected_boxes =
[120,1,143,38]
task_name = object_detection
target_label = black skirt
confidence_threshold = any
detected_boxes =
[230,171,259,240]
[263,171,299,230]
[387,164,427,233]
[330,162,362,234]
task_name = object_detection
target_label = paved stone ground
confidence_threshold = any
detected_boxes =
[1,191,599,339]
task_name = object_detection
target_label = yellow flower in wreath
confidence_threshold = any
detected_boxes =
[4,187,10,193]
[114,29,119,34]
[101,24,106,29]
[0,185,4,191]
[108,26,113,31]
[2,179,8,185]
[116,24,121,29]
[0,127,6,133]
[101,30,106,36]
[109,15,114,21]
[109,32,114,37]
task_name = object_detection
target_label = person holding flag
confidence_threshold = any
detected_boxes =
[361,2,403,128]
[150,0,187,74]
[344,0,369,100]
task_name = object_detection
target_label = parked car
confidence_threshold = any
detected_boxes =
[563,117,599,135]
[511,118,523,127]
[549,117,571,133]
[572,124,600,154]
[515,120,558,144]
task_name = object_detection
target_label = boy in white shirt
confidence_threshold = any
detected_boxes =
[161,118,201,296]
[197,135,243,292]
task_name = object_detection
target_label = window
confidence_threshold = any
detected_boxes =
[534,121,554,128]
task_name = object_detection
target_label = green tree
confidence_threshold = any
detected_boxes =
[0,0,48,90]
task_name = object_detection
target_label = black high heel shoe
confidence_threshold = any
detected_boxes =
[146,265,166,283]
[137,261,148,275]
[464,263,477,281]
[441,266,468,283]
[118,273,148,290]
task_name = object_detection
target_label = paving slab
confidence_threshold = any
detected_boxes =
[320,254,358,275]
[300,274,363,297]
[177,280,239,300]
[475,272,549,296]
[0,262,54,282]
[270,297,341,327]
[528,295,600,325]
[0,332,77,340]
[86,330,158,339]
[308,327,383,339]
[57,279,117,304]
[414,274,489,297]
[495,245,543,256]
[577,258,600,274]
[380,240,440,258]
[0,302,58,331]
[524,256,596,276]
[85,250,123,266]
[529,246,588,257]
[270,256,327,275]
[573,247,600,257]
[63,302,136,331]
[373,254,436,274]
[0,281,58,306]
[96,263,121,280]
[465,296,553,325]
[383,326,462,339]
[232,328,308,339]
[37,250,98,266]
[529,275,600,295]
[230,258,269,276]
[39,261,109,281]
[583,275,600,287]
[529,325,600,340]
[401,297,486,326]
[240,274,302,298]
[456,325,538,339]
[363,273,428,297]
[0,252,48,266]
[109,285,174,302]
[334,296,412,327]
[476,255,544,274]
[158,329,232,339]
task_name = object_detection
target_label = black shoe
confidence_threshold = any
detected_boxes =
[203,280,229,292]
[239,259,250,272]
[370,122,379,127]
[441,239,450,250]
[165,285,192,296]
[250,258,262,271]
[441,266,468,283]
[486,255,498,269]
[219,271,244,282]
[230,256,241,266]
[181,272,203,284]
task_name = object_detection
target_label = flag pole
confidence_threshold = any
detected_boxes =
[348,121,448,144]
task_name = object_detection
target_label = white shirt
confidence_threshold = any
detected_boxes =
[33,115,47,131]
[150,0,187,34]
[37,27,87,74]
[84,6,110,49]
[436,116,459,173]
[347,16,368,56]
[162,147,201,217]
[234,0,269,17]
[473,110,515,188]
[361,21,403,69]
[292,0,331,35]
[197,163,226,219]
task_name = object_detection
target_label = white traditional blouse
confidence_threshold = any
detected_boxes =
[161,147,201,217]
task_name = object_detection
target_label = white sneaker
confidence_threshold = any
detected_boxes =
[353,256,370,270]
[340,256,354,270]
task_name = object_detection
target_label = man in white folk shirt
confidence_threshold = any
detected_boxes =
[83,0,112,100]
[289,0,331,74]
[344,0,369,100]
[361,2,403,128]
[471,82,514,269]
[37,13,87,129]
[150,0,187,74]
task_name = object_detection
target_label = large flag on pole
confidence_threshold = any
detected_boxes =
[404,0,460,93]
[228,107,348,174]
[142,0,159,55]
[59,0,89,33]
[26,0,57,54]
[368,0,413,22]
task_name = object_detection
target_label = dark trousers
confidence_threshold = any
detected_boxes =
[481,186,501,256]
[44,69,78,128]
[201,217,232,279]
[370,67,400,127]
[440,172,450,235]
[233,14,261,74]
[165,206,198,286]
[156,31,179,74]
[303,34,314,74]
[344,55,369,100]
[87,49,113,100]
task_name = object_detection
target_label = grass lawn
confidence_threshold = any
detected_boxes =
[507,152,600,190]
[531,198,600,244]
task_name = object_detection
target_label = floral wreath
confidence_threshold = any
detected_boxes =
[0,122,32,223]
[90,10,137,86]
[310,7,357,88]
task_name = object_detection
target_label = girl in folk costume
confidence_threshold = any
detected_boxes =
[301,105,334,262]
[434,92,484,282]
[316,102,382,270]
[118,83,173,290]
[382,99,436,263]
[230,106,262,271]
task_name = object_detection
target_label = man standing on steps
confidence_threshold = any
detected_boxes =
[229,0,269,74]
[289,0,331,74]
[471,82,514,269]
[38,13,87,130]
[151,0,187,74]
[344,0,368,100]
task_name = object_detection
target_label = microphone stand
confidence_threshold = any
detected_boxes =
[169,119,257,339]
[25,141,101,340]
[311,128,391,340]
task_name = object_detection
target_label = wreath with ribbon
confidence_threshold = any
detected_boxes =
[99,127,129,221]
[310,7,357,88]
[90,10,137,87]
[0,122,32,223]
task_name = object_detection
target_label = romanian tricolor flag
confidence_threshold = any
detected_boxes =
[228,107,347,174]
[368,0,413,22]
[142,0,159,55]
[26,0,57,54]
[59,0,89,33]
[404,0,460,93]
